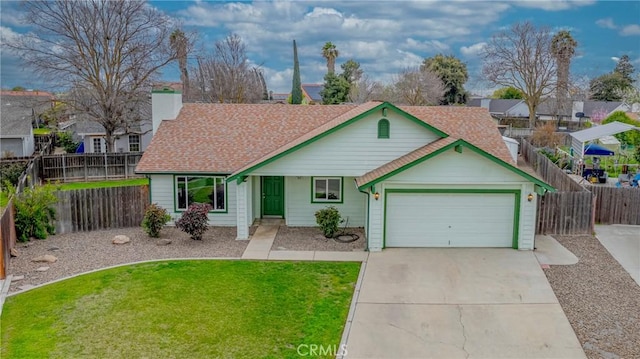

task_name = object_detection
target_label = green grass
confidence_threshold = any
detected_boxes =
[57,178,149,191]
[1,260,360,358]
[0,191,8,208]
[33,128,51,135]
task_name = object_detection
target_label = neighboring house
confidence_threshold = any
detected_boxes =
[136,88,553,251]
[467,98,529,119]
[302,84,324,103]
[67,115,152,153]
[0,90,54,157]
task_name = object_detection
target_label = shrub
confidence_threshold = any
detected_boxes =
[315,206,342,238]
[0,162,27,189]
[175,203,211,240]
[10,184,58,242]
[141,203,171,238]
[57,131,80,153]
[602,111,640,146]
[531,123,562,148]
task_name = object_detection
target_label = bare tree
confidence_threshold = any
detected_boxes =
[392,67,445,106]
[9,0,185,152]
[482,21,556,128]
[190,34,264,103]
[348,75,384,103]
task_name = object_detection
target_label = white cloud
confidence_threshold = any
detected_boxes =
[611,57,620,62]
[460,42,487,57]
[595,17,616,29]
[620,24,640,36]
[304,7,343,18]
[402,38,450,53]
[515,0,596,11]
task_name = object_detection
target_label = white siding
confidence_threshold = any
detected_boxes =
[387,148,526,185]
[284,176,366,227]
[24,127,35,156]
[519,183,536,250]
[367,194,384,251]
[253,113,441,177]
[149,174,237,226]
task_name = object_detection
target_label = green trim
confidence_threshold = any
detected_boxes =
[358,139,555,193]
[377,118,390,139]
[228,102,450,182]
[236,175,248,185]
[261,176,285,217]
[455,144,463,153]
[151,88,182,94]
[310,177,344,204]
[534,185,546,196]
[173,174,229,214]
[383,188,521,249]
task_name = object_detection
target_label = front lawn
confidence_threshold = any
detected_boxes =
[1,260,360,358]
[56,178,148,191]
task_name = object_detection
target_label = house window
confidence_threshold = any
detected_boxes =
[313,177,342,203]
[128,134,140,152]
[92,138,104,153]
[378,119,390,139]
[175,176,226,211]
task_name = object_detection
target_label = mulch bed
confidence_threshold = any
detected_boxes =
[544,235,640,359]
[272,226,366,252]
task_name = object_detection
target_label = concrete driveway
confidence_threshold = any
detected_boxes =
[596,224,640,286]
[344,249,586,359]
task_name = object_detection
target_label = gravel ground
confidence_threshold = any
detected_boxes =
[273,226,366,252]
[544,235,640,359]
[7,226,254,293]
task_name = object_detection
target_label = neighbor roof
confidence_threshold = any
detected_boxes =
[137,102,513,176]
[583,101,623,117]
[302,84,323,102]
[570,121,638,142]
[1,91,53,137]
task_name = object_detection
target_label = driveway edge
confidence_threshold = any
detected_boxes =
[337,257,368,359]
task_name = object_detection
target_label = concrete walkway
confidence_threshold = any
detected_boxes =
[241,224,368,262]
[534,235,579,266]
[595,224,640,286]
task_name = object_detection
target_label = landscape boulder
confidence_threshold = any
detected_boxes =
[112,235,131,245]
[32,254,57,263]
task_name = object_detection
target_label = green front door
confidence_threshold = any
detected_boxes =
[262,176,284,217]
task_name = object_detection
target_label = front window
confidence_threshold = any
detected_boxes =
[175,176,226,211]
[313,177,342,202]
[92,138,104,153]
[128,134,140,152]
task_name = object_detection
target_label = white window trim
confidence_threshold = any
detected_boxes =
[92,137,105,153]
[312,177,343,203]
[128,134,141,152]
[175,175,227,212]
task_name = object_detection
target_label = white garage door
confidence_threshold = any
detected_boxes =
[385,192,516,247]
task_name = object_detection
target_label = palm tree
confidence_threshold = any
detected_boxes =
[551,31,577,120]
[170,29,189,101]
[322,42,339,75]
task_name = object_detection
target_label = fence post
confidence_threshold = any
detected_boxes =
[104,152,108,180]
[84,153,88,181]
[62,154,67,182]
[124,153,128,179]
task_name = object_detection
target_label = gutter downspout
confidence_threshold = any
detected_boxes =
[355,180,370,252]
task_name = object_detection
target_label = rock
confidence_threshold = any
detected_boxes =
[10,247,19,257]
[18,284,35,291]
[112,235,131,245]
[48,246,60,251]
[157,239,172,246]
[12,275,24,281]
[36,266,50,272]
[32,254,58,263]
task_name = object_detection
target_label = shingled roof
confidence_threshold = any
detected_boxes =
[136,102,511,174]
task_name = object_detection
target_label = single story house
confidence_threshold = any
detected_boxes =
[136,88,553,251]
[0,90,54,157]
[66,115,152,153]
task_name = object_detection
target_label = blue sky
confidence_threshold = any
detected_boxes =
[1,0,639,95]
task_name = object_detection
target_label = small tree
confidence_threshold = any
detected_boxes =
[176,203,211,240]
[10,183,58,242]
[141,203,171,238]
[57,131,80,153]
[315,206,342,238]
[531,123,563,149]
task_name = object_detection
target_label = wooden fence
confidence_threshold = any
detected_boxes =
[521,139,585,192]
[54,185,149,234]
[0,199,17,280]
[587,185,640,225]
[536,191,595,235]
[41,152,144,183]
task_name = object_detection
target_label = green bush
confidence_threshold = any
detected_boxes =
[10,184,58,242]
[175,203,211,240]
[0,162,27,189]
[315,206,342,238]
[57,131,80,153]
[602,111,640,146]
[141,203,171,238]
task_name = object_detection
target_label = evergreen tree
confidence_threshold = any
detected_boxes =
[291,40,302,105]
[320,73,350,104]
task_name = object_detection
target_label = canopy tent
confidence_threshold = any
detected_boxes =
[570,121,638,159]
[584,143,615,156]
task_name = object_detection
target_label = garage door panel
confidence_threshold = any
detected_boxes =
[386,192,515,247]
